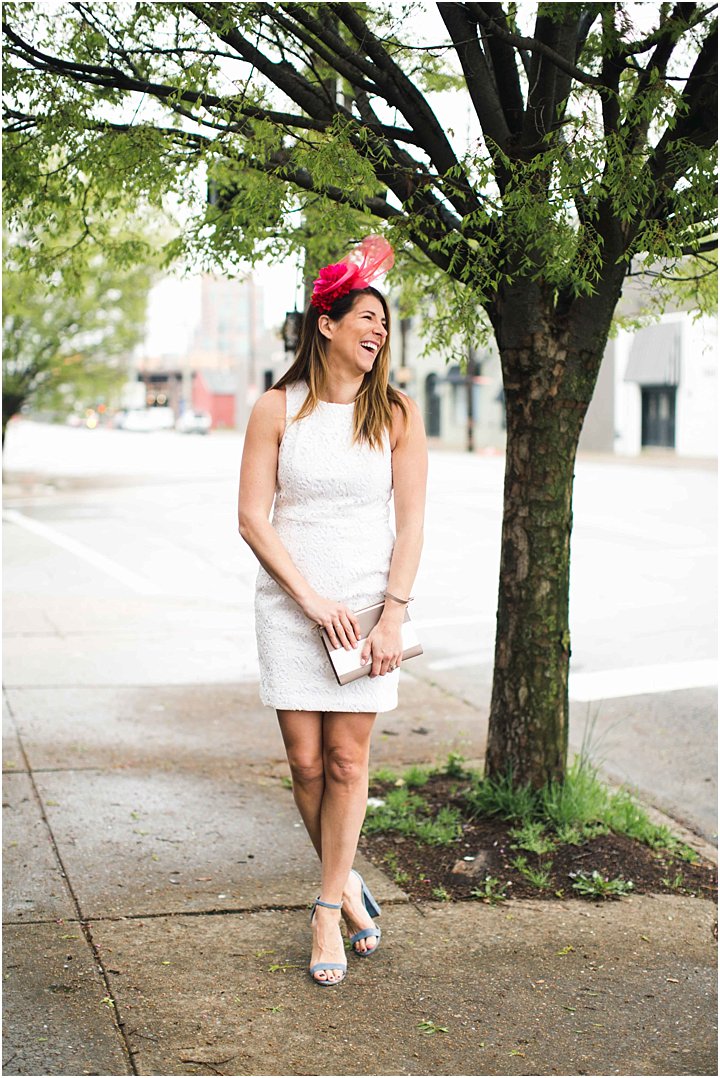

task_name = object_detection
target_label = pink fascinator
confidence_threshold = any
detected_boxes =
[311,235,394,312]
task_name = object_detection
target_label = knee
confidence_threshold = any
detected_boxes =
[324,747,366,787]
[287,754,324,788]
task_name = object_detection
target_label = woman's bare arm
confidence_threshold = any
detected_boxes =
[238,389,361,650]
[362,397,428,676]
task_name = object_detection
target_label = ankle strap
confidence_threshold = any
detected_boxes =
[313,898,342,910]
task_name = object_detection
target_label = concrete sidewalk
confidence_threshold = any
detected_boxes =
[2,454,717,1076]
[2,674,717,1077]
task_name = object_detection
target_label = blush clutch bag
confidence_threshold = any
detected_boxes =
[319,600,423,686]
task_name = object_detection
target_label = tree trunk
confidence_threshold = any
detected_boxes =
[485,330,601,788]
[2,394,25,449]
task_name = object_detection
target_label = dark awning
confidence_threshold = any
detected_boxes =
[624,321,681,386]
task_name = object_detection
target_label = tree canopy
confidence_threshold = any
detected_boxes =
[3,2,717,357]
[2,222,155,441]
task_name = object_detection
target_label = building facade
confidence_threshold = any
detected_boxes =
[397,301,716,460]
[581,313,717,458]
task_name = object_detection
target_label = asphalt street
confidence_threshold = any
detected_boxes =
[2,418,718,838]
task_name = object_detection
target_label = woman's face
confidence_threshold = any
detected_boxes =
[319,294,388,377]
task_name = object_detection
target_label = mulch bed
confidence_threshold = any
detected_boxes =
[358,774,718,903]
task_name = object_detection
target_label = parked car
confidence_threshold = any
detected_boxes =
[176,409,212,435]
[119,407,176,432]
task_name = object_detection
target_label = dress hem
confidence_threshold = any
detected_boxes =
[260,697,398,715]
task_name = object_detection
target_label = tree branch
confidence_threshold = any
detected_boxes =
[472,3,524,134]
[182,2,333,118]
[1,18,428,148]
[625,3,700,156]
[328,2,479,214]
[521,7,581,144]
[462,3,604,88]
[438,4,512,156]
[621,2,717,57]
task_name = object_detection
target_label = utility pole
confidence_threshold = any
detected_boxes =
[466,345,479,453]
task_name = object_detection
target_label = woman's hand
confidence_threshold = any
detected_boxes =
[302,593,362,651]
[361,619,404,678]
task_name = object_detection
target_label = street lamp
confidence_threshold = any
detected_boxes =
[282,310,302,353]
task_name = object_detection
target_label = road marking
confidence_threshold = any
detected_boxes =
[3,509,160,595]
[415,615,496,630]
[428,652,491,671]
[569,660,717,701]
[426,654,717,699]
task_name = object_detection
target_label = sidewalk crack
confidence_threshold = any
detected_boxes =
[3,688,139,1076]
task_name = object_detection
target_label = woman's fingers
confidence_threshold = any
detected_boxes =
[324,607,358,650]
[339,612,358,649]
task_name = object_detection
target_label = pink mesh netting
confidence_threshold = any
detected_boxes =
[311,235,394,310]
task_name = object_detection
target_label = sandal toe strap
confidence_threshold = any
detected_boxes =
[350,925,381,944]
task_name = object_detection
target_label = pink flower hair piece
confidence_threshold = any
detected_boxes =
[311,235,394,312]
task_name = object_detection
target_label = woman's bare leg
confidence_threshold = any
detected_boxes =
[321,712,380,956]
[276,709,346,983]
[277,710,324,858]
[276,708,379,980]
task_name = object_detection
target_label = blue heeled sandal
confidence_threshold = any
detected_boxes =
[348,870,382,958]
[308,898,347,986]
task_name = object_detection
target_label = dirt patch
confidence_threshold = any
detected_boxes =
[359,774,718,904]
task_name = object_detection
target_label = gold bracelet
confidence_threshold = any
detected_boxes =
[384,591,413,605]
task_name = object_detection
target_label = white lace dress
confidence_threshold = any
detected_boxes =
[254,380,399,713]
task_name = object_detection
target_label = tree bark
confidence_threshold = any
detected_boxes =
[485,318,602,788]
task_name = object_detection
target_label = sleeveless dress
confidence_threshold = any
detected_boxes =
[254,380,399,713]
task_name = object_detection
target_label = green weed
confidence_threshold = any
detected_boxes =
[570,870,634,898]
[414,806,463,845]
[381,850,410,887]
[371,766,399,784]
[470,876,508,905]
[363,787,426,831]
[432,885,451,901]
[554,821,608,845]
[463,770,538,821]
[539,758,612,830]
[673,844,701,864]
[509,820,555,855]
[661,871,687,891]
[418,1020,449,1036]
[443,751,471,778]
[402,764,433,788]
[511,854,554,891]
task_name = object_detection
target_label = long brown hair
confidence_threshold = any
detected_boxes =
[274,287,408,450]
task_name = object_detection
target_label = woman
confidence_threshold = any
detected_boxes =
[238,236,427,986]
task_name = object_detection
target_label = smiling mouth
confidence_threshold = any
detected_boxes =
[360,341,379,354]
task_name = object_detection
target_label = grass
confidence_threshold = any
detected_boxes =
[458,757,699,864]
[362,752,700,904]
[363,787,462,846]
